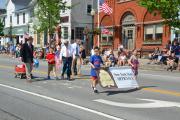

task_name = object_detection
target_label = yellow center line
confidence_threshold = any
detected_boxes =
[143,88,180,97]
[0,64,180,97]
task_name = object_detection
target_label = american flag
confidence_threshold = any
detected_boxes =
[99,0,113,15]
[101,28,112,35]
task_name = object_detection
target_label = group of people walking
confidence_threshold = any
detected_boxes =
[20,37,85,83]
[19,36,140,93]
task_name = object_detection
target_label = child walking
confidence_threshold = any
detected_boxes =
[89,47,104,93]
[46,47,58,80]
[55,45,61,75]
[128,49,139,79]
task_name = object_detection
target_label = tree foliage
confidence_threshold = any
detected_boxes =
[139,0,180,28]
[0,20,4,36]
[34,0,70,36]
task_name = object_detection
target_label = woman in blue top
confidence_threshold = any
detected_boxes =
[89,46,103,93]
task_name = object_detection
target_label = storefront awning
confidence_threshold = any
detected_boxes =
[3,25,28,35]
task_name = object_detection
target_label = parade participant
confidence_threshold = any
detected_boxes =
[80,44,86,65]
[60,40,73,80]
[55,45,61,75]
[20,36,34,82]
[71,39,81,77]
[46,47,58,80]
[15,44,21,58]
[128,49,139,79]
[89,46,104,93]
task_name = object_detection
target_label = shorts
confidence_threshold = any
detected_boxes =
[91,76,98,81]
[48,64,55,72]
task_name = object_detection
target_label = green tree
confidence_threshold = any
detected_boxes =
[34,0,70,39]
[0,20,4,36]
[139,0,180,28]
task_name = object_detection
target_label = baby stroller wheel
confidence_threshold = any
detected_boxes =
[20,74,24,79]
[14,73,17,78]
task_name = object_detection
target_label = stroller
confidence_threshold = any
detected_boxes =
[14,64,26,79]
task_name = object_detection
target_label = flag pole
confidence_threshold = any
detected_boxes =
[97,0,100,47]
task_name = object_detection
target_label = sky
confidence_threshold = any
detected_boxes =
[0,0,7,9]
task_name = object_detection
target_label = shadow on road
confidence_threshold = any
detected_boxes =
[100,86,157,96]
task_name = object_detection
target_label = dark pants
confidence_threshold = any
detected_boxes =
[62,56,72,78]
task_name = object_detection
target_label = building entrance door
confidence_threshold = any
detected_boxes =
[121,13,136,50]
[122,26,135,50]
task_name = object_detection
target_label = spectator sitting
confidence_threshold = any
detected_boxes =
[166,52,179,71]
[105,50,116,67]
[158,48,170,65]
[171,40,180,59]
[148,47,161,64]
[118,51,126,66]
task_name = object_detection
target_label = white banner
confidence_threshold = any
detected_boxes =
[109,67,139,89]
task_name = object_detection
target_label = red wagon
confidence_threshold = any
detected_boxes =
[14,64,26,79]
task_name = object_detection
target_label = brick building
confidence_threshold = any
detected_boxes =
[94,0,171,50]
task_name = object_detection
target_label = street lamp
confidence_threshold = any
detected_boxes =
[90,9,95,49]
[9,22,13,44]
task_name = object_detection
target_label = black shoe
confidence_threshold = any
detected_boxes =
[30,74,33,79]
[94,89,98,93]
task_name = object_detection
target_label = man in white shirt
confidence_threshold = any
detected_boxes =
[71,39,81,77]
[91,47,95,56]
[60,40,73,80]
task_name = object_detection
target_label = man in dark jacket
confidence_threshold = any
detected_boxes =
[20,36,34,82]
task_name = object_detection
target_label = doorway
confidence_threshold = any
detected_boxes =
[122,26,135,49]
[121,13,136,50]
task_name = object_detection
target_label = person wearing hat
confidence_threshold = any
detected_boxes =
[59,40,73,80]
[20,36,34,82]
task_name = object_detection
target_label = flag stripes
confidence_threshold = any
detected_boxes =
[99,0,113,15]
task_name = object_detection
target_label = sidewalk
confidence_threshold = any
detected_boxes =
[139,59,165,71]
[0,54,179,72]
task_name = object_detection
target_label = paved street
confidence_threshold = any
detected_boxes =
[0,55,180,120]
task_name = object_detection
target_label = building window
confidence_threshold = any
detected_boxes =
[23,13,25,23]
[87,4,92,14]
[62,27,68,39]
[127,30,133,39]
[10,15,12,23]
[17,14,19,24]
[60,16,69,23]
[101,27,113,46]
[71,29,74,40]
[75,27,84,40]
[144,24,163,44]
